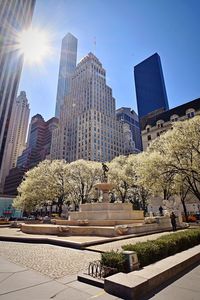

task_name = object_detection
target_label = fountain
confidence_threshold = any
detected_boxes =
[94,162,114,202]
[21,164,179,237]
[68,163,143,227]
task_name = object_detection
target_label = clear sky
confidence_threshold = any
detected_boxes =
[19,0,200,121]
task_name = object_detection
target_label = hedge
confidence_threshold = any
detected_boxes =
[122,229,200,267]
[100,229,200,274]
[101,250,127,274]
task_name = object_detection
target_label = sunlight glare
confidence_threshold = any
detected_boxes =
[18,27,51,64]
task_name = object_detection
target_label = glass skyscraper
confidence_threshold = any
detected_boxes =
[134,53,169,119]
[55,33,78,118]
[0,0,36,191]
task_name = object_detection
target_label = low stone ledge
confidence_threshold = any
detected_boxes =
[104,245,200,299]
[77,273,104,288]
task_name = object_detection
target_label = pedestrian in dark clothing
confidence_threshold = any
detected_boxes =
[159,206,163,216]
[170,212,177,231]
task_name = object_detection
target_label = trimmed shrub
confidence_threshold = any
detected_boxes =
[101,250,127,274]
[122,229,200,267]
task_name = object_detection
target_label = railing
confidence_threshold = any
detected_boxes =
[88,260,118,279]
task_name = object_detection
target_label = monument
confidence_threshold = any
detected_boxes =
[93,163,114,202]
[21,164,184,237]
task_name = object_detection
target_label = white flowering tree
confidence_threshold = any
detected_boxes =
[68,159,102,206]
[13,160,72,216]
[108,155,130,203]
[137,150,176,201]
[149,116,200,202]
[126,153,151,211]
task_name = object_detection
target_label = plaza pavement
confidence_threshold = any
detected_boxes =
[0,255,121,299]
[0,226,176,251]
[145,263,200,300]
[0,227,200,299]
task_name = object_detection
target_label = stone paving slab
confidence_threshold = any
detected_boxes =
[0,256,27,272]
[0,280,68,300]
[148,265,200,300]
[0,270,52,295]
[0,255,121,300]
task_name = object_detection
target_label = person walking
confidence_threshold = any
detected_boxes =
[170,211,177,231]
[159,206,163,216]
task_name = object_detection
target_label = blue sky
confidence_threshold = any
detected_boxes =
[19,0,200,121]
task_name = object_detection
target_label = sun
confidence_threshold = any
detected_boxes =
[18,27,51,64]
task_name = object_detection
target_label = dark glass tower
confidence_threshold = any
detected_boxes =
[134,53,169,119]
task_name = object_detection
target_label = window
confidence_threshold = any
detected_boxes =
[146,125,151,133]
[147,135,151,141]
[186,108,195,118]
[170,114,179,122]
[157,120,164,128]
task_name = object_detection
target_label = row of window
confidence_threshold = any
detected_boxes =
[146,109,196,132]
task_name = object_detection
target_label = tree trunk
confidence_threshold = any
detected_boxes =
[181,199,188,222]
[58,203,62,217]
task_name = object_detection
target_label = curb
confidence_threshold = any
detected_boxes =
[0,227,178,250]
[104,245,200,299]
[78,273,104,288]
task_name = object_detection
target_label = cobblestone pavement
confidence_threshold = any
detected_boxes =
[0,242,100,279]
[86,231,174,252]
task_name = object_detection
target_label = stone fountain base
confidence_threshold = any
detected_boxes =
[21,203,185,237]
[69,203,144,223]
[21,202,145,237]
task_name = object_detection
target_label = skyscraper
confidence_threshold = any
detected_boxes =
[51,52,124,162]
[134,53,169,119]
[0,0,36,187]
[55,33,78,118]
[4,114,58,195]
[0,91,30,190]
[116,107,142,153]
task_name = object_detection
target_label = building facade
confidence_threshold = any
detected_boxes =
[3,115,58,195]
[51,52,124,162]
[0,91,30,190]
[134,53,169,119]
[0,0,35,188]
[116,107,142,153]
[55,33,78,118]
[141,98,200,150]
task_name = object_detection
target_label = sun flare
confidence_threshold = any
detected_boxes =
[18,27,51,64]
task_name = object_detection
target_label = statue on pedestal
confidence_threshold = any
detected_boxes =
[102,163,109,183]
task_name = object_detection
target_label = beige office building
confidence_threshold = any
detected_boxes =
[0,91,30,189]
[51,52,124,162]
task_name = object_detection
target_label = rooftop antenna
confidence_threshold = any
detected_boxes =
[93,36,96,55]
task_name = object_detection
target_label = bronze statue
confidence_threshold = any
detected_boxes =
[102,162,109,182]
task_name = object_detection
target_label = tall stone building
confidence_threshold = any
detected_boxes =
[4,115,58,195]
[0,0,35,190]
[141,98,200,150]
[0,91,30,189]
[55,33,78,118]
[51,52,124,162]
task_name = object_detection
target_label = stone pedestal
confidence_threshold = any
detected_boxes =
[94,182,114,202]
[69,202,144,224]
